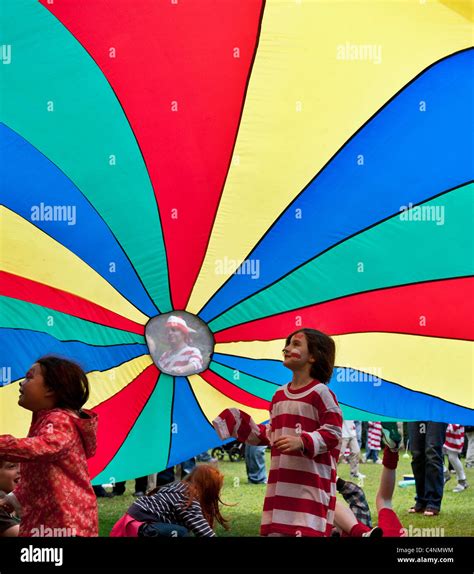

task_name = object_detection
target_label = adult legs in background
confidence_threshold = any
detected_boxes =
[93,485,113,498]
[348,437,362,477]
[245,444,267,484]
[147,474,157,492]
[339,438,349,464]
[196,451,212,462]
[445,451,466,482]
[446,450,468,492]
[366,448,378,463]
[155,467,175,487]
[465,431,474,468]
[134,476,148,496]
[179,458,196,478]
[196,451,218,463]
[112,480,126,496]
[423,422,447,512]
[354,421,362,449]
[408,422,427,510]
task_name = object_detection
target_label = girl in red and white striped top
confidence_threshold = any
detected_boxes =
[443,424,468,492]
[157,316,203,376]
[365,422,382,463]
[444,424,464,453]
[367,422,382,450]
[213,329,342,537]
[158,346,203,374]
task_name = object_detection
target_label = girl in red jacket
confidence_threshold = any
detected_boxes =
[0,356,98,537]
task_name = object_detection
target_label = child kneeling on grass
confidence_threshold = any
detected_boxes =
[110,464,229,537]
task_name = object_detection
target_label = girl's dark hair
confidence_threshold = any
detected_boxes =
[285,328,335,384]
[36,356,89,410]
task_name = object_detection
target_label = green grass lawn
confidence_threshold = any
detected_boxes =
[98,452,474,537]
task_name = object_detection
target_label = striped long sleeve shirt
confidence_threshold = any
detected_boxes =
[127,481,215,537]
[213,379,342,537]
[158,346,203,373]
[367,422,382,450]
[444,424,464,454]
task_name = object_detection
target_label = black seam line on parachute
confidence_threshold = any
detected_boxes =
[181,0,267,311]
[27,8,171,315]
[46,8,172,314]
[207,179,473,328]
[93,366,160,477]
[207,364,269,404]
[208,330,218,365]
[211,358,280,387]
[0,325,145,347]
[165,376,177,467]
[90,362,153,410]
[85,355,152,378]
[334,368,474,413]
[212,354,474,403]
[203,370,267,411]
[183,375,220,432]
[195,45,474,318]
[212,273,474,338]
[0,125,158,319]
[0,289,147,339]
[0,195,150,331]
[10,305,144,341]
[207,180,473,330]
[212,280,474,342]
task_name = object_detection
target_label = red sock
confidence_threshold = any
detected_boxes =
[349,522,371,537]
[383,446,399,470]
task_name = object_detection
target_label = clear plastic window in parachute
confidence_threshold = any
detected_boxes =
[145,312,214,377]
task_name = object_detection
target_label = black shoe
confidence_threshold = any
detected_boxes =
[362,526,383,537]
[133,491,145,497]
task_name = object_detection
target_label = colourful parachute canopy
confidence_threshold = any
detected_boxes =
[0,0,473,484]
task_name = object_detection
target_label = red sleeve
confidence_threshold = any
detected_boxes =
[0,411,75,463]
[213,408,270,446]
